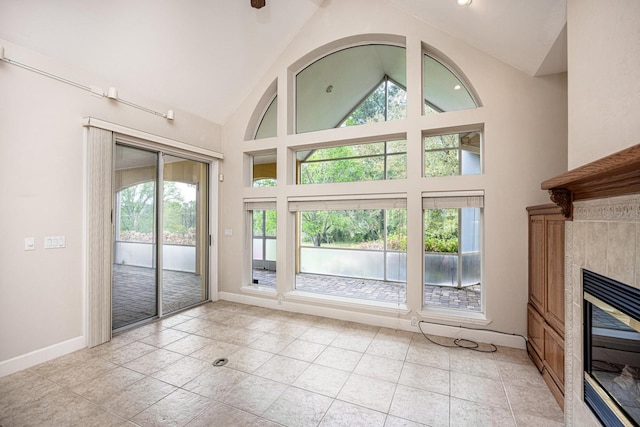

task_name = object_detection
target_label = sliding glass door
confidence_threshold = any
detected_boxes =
[161,155,208,314]
[112,144,209,331]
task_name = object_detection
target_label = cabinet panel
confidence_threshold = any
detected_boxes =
[527,304,544,355]
[545,217,565,336]
[529,216,546,314]
[527,304,544,372]
[543,322,565,392]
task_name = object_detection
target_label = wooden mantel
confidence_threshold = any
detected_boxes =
[541,144,640,219]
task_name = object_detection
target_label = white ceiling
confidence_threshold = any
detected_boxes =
[386,0,567,77]
[0,0,566,125]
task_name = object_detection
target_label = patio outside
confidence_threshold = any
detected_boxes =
[112,264,205,330]
[113,263,480,331]
[252,269,481,311]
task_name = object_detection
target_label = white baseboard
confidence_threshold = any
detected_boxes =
[218,292,525,349]
[0,336,85,378]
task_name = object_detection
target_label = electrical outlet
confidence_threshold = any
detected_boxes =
[411,315,418,327]
[44,235,65,249]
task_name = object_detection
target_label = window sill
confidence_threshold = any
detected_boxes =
[285,290,410,315]
[418,307,491,326]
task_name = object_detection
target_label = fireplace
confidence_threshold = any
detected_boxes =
[541,144,640,425]
[583,269,640,426]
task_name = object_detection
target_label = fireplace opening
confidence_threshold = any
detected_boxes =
[583,269,640,426]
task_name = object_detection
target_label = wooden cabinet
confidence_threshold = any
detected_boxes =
[527,204,565,410]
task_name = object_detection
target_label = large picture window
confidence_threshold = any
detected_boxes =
[290,198,407,305]
[244,37,484,318]
[422,194,483,312]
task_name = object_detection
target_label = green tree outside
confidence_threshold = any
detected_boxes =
[118,181,198,245]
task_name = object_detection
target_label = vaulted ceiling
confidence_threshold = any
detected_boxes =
[0,0,566,125]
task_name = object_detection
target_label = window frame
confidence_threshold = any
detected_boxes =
[422,192,484,313]
[296,138,408,185]
[289,196,408,305]
[423,130,483,177]
[244,199,278,290]
[250,150,278,187]
[242,37,486,320]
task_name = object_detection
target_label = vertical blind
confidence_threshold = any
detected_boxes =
[86,127,113,347]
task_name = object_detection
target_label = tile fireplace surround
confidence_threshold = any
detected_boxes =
[542,144,640,426]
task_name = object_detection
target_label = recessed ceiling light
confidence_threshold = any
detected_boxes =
[457,0,472,5]
[454,84,461,90]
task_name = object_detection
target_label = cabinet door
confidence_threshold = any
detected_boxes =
[529,215,546,314]
[545,216,565,336]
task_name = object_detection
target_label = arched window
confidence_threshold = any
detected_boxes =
[254,95,277,140]
[423,54,477,114]
[244,37,484,314]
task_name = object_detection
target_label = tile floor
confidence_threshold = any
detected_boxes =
[0,301,564,426]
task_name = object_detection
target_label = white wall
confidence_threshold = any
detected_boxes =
[219,0,568,340]
[0,39,221,371]
[567,0,640,169]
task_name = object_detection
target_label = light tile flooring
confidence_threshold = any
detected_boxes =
[0,301,564,426]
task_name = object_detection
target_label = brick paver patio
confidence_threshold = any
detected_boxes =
[112,264,205,330]
[253,269,481,311]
